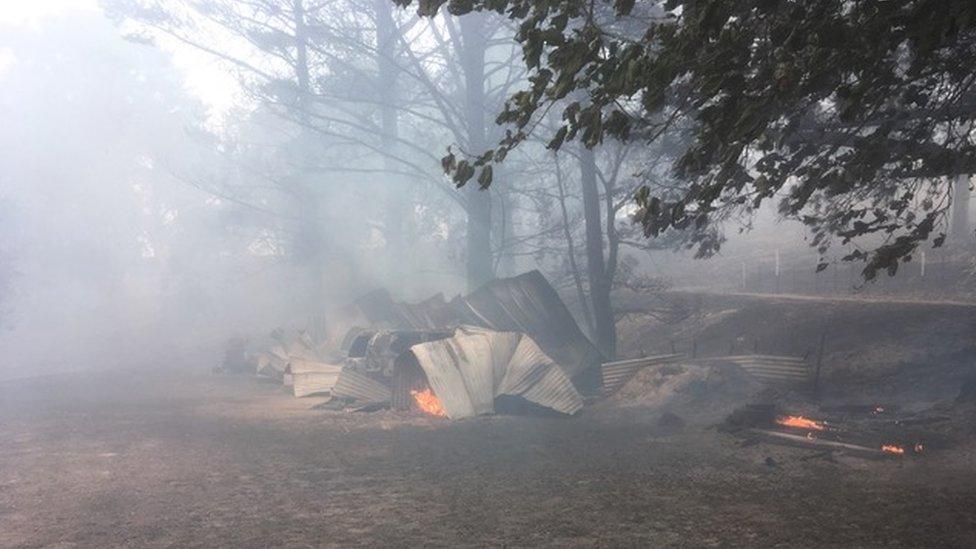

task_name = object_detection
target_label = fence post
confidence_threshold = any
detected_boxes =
[812,329,828,397]
[775,249,781,294]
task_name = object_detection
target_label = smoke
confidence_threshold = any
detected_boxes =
[0,9,471,380]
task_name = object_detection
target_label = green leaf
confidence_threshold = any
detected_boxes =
[614,0,635,16]
[477,165,494,188]
[547,126,569,150]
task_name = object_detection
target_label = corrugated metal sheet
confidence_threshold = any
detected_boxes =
[391,354,428,411]
[350,330,454,375]
[288,360,343,397]
[406,329,583,419]
[348,289,455,331]
[452,270,603,384]
[698,355,810,386]
[325,270,601,391]
[255,349,288,380]
[600,354,685,395]
[293,372,342,397]
[332,368,393,404]
[287,359,344,375]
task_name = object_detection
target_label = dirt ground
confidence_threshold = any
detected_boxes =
[2,368,976,548]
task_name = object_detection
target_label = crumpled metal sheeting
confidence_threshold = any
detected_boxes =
[407,329,583,419]
[452,270,603,383]
[350,289,454,331]
[287,359,344,398]
[408,335,491,418]
[513,363,583,415]
[332,368,393,404]
[287,359,344,375]
[293,372,342,397]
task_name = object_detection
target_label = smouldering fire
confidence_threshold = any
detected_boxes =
[881,444,905,455]
[411,388,446,417]
[776,415,826,431]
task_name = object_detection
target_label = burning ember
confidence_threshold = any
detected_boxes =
[881,444,905,455]
[775,415,826,431]
[411,388,446,417]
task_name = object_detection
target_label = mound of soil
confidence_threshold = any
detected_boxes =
[602,362,761,422]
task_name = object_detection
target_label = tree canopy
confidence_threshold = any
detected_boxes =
[399,0,976,279]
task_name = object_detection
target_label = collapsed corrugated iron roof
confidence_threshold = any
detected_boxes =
[349,290,454,332]
[332,368,393,404]
[403,326,584,419]
[262,270,604,414]
[289,359,344,398]
[328,270,603,389]
[451,270,604,387]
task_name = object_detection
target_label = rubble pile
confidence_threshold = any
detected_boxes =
[227,271,828,421]
[241,271,606,418]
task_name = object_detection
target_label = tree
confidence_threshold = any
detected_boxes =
[107,0,535,291]
[951,174,972,242]
[0,11,246,365]
[502,128,675,358]
[407,0,976,281]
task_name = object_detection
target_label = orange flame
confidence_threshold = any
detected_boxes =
[411,388,446,417]
[776,415,826,431]
[881,444,905,455]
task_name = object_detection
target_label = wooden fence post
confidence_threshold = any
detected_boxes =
[812,330,828,397]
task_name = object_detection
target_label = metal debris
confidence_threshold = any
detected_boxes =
[452,270,603,385]
[332,368,393,404]
[405,327,584,419]
[288,359,344,398]
[697,355,810,387]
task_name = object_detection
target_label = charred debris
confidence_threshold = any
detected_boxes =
[222,270,674,418]
[218,270,967,462]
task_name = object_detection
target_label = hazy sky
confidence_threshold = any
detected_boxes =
[0,0,241,120]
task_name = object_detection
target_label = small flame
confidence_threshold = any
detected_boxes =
[873,406,885,414]
[914,443,924,454]
[881,444,905,455]
[776,415,826,431]
[411,388,446,417]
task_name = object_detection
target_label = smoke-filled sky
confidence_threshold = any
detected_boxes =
[4,0,957,385]
[0,0,241,120]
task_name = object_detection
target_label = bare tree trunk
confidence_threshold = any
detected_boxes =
[459,14,493,289]
[292,0,327,308]
[493,169,517,277]
[579,146,615,359]
[952,174,972,244]
[374,0,408,280]
[554,154,595,333]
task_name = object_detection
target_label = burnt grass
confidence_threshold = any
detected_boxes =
[2,368,976,548]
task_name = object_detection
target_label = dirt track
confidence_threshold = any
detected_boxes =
[2,371,976,548]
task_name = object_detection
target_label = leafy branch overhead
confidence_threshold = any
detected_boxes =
[398,0,976,279]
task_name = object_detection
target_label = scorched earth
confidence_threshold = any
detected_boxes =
[1,369,975,548]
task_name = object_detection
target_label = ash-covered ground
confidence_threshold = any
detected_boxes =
[3,294,976,547]
[1,375,975,547]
